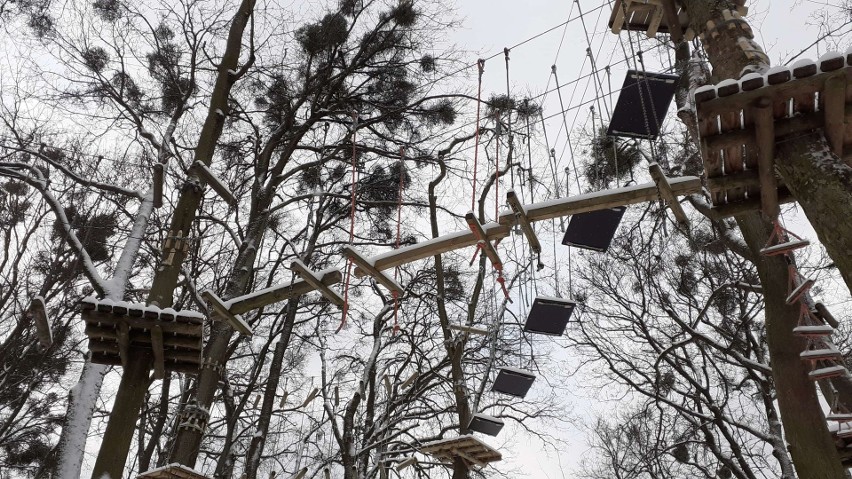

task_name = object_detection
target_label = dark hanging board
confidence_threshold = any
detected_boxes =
[562,206,626,252]
[491,367,536,398]
[468,413,505,437]
[524,296,576,336]
[607,70,678,139]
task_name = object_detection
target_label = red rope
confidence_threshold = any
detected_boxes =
[471,59,485,213]
[392,147,405,335]
[339,111,359,333]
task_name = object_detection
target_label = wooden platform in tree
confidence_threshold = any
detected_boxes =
[81,297,204,376]
[609,0,747,42]
[694,52,852,218]
[137,464,210,479]
[420,435,501,467]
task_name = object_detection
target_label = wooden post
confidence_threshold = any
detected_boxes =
[823,75,846,158]
[753,97,779,218]
[506,190,541,253]
[648,163,688,224]
[153,163,164,209]
[289,260,345,308]
[202,290,253,336]
[151,325,166,380]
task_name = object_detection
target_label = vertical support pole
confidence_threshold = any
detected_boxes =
[753,97,779,219]
[823,75,846,159]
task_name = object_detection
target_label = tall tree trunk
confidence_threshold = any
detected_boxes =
[55,360,108,479]
[676,2,847,476]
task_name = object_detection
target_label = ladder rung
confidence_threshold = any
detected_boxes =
[760,239,810,256]
[800,348,842,361]
[827,413,852,422]
[786,279,815,305]
[809,365,848,381]
[793,325,834,337]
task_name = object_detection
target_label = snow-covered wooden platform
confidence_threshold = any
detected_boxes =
[695,50,852,217]
[609,0,748,43]
[419,435,501,467]
[137,463,210,478]
[81,297,204,376]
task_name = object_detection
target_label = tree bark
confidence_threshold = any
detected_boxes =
[677,2,847,476]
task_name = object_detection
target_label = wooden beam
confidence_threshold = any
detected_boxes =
[753,97,779,218]
[610,0,627,34]
[648,163,688,224]
[706,170,762,192]
[506,190,541,253]
[465,212,503,268]
[192,161,236,206]
[449,324,489,336]
[646,5,664,38]
[117,321,130,368]
[356,177,702,277]
[711,187,794,218]
[824,74,847,158]
[29,296,52,348]
[816,302,840,328]
[153,163,164,209]
[660,0,683,43]
[151,325,165,380]
[343,246,404,295]
[227,269,342,314]
[201,290,253,336]
[289,260,345,308]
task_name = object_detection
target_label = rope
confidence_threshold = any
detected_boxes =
[471,59,485,213]
[392,147,405,335]
[339,111,359,333]
[494,111,501,221]
[504,47,515,190]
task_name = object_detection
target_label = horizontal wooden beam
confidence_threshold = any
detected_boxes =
[355,176,702,277]
[227,268,342,314]
[649,163,688,224]
[289,260,345,308]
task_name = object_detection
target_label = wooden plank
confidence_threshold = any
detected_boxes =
[202,290,253,336]
[610,0,627,34]
[343,246,404,295]
[227,269,342,314]
[753,97,779,218]
[117,321,130,368]
[660,0,683,43]
[646,6,664,38]
[823,75,847,158]
[699,69,839,116]
[465,212,503,268]
[648,163,688,224]
[153,163,164,209]
[506,190,541,253]
[706,170,762,192]
[449,324,489,335]
[357,177,702,276]
[85,324,202,350]
[82,311,201,336]
[151,325,165,380]
[712,187,794,218]
[816,303,840,328]
[192,161,236,206]
[289,260,345,308]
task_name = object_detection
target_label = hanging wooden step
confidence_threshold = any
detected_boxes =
[81,297,203,374]
[800,346,842,362]
[491,367,536,398]
[786,278,815,305]
[809,365,849,381]
[468,413,505,437]
[695,52,852,217]
[523,296,576,336]
[419,435,501,468]
[760,239,810,257]
[827,413,852,422]
[137,464,210,479]
[449,324,489,336]
[793,325,834,337]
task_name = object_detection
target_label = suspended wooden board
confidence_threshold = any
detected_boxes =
[562,206,626,252]
[491,367,536,398]
[523,296,576,336]
[608,70,679,139]
[609,0,747,42]
[468,413,504,437]
[81,297,203,375]
[420,435,501,467]
[137,464,210,478]
[694,52,852,217]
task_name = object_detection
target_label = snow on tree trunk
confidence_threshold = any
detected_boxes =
[56,360,108,479]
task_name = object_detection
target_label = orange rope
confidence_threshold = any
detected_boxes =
[471,59,485,213]
[339,111,359,333]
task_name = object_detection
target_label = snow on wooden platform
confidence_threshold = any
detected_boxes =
[80,296,203,375]
[420,435,501,467]
[695,49,852,217]
[137,463,210,478]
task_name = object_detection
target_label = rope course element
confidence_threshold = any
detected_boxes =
[393,147,406,335]
[471,59,485,213]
